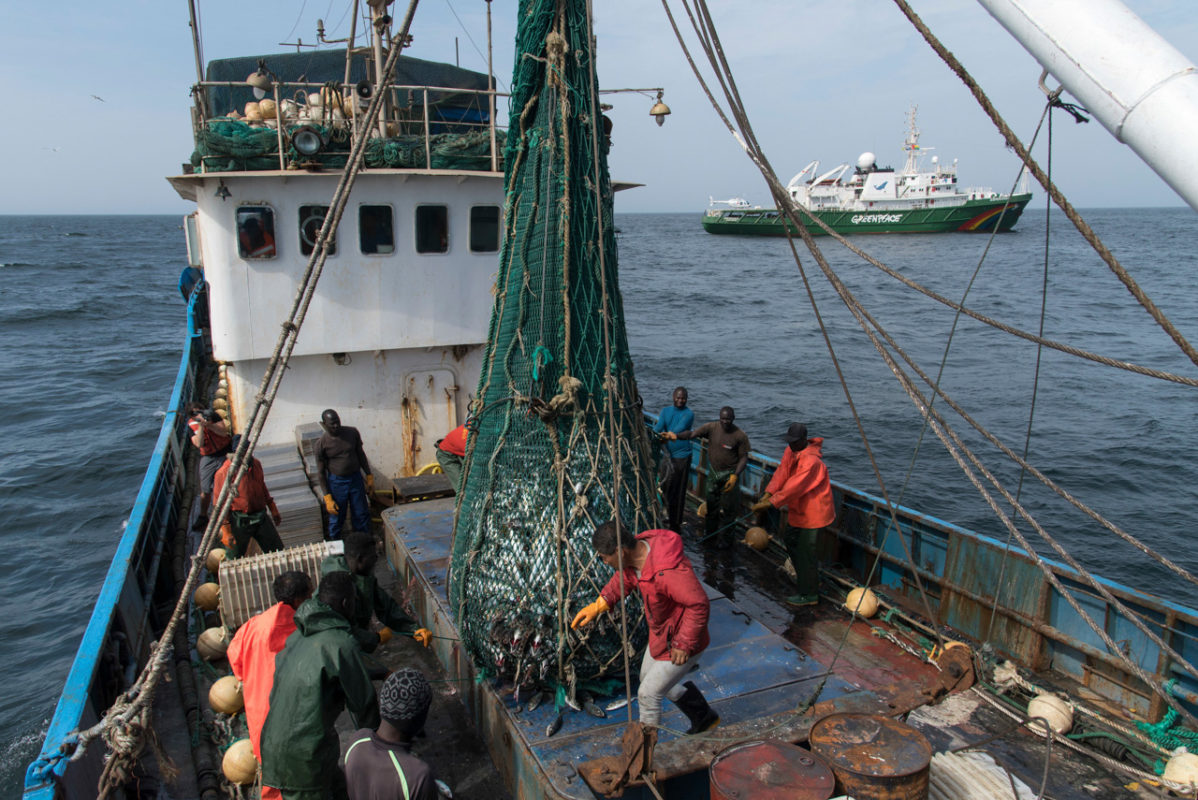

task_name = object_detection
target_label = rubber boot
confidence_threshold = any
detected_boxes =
[675,681,719,734]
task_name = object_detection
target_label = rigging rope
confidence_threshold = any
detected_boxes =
[76,3,424,792]
[891,0,1198,374]
[662,0,1198,730]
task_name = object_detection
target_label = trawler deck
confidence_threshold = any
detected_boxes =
[377,492,1152,799]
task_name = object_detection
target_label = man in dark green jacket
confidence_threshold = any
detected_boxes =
[261,571,380,800]
[322,532,432,653]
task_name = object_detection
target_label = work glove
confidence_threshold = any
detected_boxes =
[323,493,339,514]
[377,627,393,645]
[750,493,773,513]
[269,501,282,526]
[413,628,433,648]
[661,431,678,441]
[723,474,738,493]
[365,474,375,494]
[570,596,610,629]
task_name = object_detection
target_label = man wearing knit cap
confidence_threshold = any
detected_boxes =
[345,668,439,800]
[752,422,836,607]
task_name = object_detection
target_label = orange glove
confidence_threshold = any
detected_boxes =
[723,473,738,493]
[413,628,433,648]
[323,493,339,514]
[365,474,375,494]
[220,522,235,548]
[570,596,610,629]
[662,431,678,441]
[377,627,393,645]
[750,493,772,513]
[269,501,282,526]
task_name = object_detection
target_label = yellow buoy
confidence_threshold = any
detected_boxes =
[743,526,770,551]
[206,547,227,576]
[1164,752,1198,788]
[1026,693,1073,734]
[697,502,707,518]
[197,626,231,661]
[209,675,244,715]
[243,101,262,121]
[194,582,220,612]
[222,739,258,785]
[844,587,879,618]
[212,398,228,411]
[257,98,277,120]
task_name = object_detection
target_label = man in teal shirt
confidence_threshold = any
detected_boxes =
[652,387,694,533]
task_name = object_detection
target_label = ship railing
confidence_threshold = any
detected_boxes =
[642,411,1198,723]
[23,286,209,799]
[188,81,509,174]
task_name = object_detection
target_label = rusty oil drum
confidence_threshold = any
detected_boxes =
[709,739,835,800]
[808,713,932,800]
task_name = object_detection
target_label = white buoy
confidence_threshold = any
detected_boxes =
[1026,693,1073,734]
[197,626,230,661]
[222,739,258,785]
[1163,751,1198,788]
[844,587,879,618]
[208,675,244,715]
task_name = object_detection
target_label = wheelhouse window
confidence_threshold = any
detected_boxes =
[469,205,501,252]
[359,205,394,254]
[299,205,336,256]
[415,205,448,253]
[236,206,276,259]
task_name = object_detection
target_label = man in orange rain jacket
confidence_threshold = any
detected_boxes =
[227,570,313,798]
[752,423,836,608]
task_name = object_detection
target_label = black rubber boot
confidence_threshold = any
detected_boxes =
[675,681,719,734]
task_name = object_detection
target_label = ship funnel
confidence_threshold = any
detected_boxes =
[856,152,876,170]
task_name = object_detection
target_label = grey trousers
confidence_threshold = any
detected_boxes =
[637,646,694,726]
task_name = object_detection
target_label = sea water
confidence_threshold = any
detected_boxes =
[2,209,1197,792]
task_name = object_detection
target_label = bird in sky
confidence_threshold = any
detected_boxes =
[42,146,61,152]
[90,94,105,102]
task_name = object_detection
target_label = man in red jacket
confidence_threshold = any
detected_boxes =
[213,435,285,558]
[227,570,312,782]
[434,423,468,491]
[571,520,719,733]
[752,423,836,607]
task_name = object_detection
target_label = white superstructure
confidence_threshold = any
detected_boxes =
[785,107,1019,213]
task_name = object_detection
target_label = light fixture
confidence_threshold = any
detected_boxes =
[649,90,671,127]
[215,180,231,200]
[246,59,274,100]
[291,125,326,157]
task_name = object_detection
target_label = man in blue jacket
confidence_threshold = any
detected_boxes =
[652,387,694,534]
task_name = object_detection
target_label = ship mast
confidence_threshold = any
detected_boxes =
[901,105,921,174]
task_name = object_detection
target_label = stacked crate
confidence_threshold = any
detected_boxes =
[219,540,343,629]
[256,441,324,546]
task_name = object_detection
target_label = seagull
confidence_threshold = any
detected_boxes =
[90,94,105,102]
[42,146,61,152]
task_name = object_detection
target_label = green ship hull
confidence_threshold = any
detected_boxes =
[702,193,1033,236]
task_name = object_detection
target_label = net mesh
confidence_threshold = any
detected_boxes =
[448,0,658,693]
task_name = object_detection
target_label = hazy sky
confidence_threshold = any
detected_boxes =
[3,0,1196,214]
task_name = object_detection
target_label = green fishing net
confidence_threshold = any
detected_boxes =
[448,0,657,692]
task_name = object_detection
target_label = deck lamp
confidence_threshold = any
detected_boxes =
[649,90,671,127]
[247,59,274,100]
[291,125,326,157]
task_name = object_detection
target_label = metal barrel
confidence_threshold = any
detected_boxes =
[808,713,932,800]
[709,739,836,800]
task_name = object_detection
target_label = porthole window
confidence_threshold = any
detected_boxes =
[236,206,276,259]
[359,205,394,254]
[469,205,501,252]
[415,205,448,254]
[299,205,337,256]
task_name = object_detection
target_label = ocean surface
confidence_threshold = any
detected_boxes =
[3,208,1198,792]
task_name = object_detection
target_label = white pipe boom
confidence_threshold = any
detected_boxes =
[978,0,1198,212]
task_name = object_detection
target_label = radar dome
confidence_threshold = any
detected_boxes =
[856,152,876,171]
